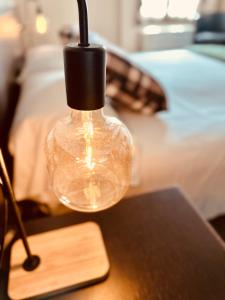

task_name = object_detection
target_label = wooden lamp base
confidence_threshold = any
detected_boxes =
[8,222,110,300]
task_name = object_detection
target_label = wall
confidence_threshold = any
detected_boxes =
[119,0,139,51]
[199,0,225,14]
[15,0,121,48]
[13,0,225,51]
[219,0,225,11]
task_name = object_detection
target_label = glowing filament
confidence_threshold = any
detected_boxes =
[84,181,101,208]
[82,112,95,170]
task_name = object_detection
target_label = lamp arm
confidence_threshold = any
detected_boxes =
[76,0,89,46]
[0,149,40,271]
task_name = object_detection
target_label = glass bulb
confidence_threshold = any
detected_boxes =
[46,108,133,212]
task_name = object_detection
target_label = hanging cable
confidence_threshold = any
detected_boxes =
[76,0,89,46]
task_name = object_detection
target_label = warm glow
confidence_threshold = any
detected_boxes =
[84,181,101,209]
[35,14,48,34]
[140,0,200,20]
[0,15,21,38]
[82,112,101,209]
[82,111,95,171]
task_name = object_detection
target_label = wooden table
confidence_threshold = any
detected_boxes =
[2,188,225,300]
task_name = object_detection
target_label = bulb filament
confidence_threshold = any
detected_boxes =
[82,111,95,170]
[82,111,100,207]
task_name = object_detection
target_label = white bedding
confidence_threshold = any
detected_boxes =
[9,46,225,218]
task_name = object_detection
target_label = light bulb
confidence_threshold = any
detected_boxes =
[35,13,48,35]
[46,108,133,212]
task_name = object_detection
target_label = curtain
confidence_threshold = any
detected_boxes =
[0,0,14,12]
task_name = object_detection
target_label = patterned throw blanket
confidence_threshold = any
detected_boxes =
[106,49,167,115]
[90,33,167,115]
[188,44,225,63]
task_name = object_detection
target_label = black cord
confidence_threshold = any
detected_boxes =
[76,0,89,46]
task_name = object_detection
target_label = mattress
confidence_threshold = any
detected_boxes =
[9,46,225,219]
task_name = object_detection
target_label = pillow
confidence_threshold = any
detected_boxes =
[19,45,64,82]
[59,28,167,115]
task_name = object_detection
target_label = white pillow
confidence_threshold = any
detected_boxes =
[19,45,64,82]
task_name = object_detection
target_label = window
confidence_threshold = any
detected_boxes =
[140,0,200,21]
[0,0,14,12]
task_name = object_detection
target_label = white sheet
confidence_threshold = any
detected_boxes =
[9,47,225,218]
[126,50,225,219]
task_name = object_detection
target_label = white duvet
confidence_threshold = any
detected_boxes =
[9,46,225,219]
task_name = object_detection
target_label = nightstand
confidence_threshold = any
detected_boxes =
[1,188,225,300]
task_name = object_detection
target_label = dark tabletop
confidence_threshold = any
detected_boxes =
[2,188,225,300]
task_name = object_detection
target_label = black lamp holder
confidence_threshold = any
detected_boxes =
[64,0,106,111]
[76,0,89,47]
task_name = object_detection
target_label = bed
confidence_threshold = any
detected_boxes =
[8,44,225,219]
